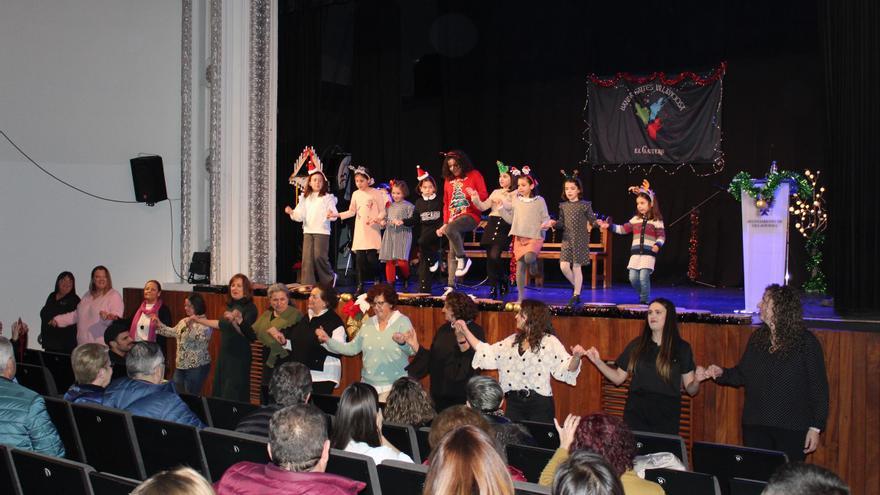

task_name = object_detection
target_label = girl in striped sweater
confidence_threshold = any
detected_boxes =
[598,180,665,304]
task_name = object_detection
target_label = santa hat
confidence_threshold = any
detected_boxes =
[416,165,430,181]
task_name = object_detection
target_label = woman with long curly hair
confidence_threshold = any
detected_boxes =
[423,425,515,495]
[382,376,436,427]
[456,299,587,422]
[539,413,663,494]
[704,284,829,462]
[584,298,706,435]
[397,290,485,411]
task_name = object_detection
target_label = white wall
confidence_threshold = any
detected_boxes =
[0,0,191,345]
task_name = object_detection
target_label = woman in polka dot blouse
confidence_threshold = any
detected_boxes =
[456,299,587,422]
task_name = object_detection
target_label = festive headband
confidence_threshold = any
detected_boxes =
[509,166,521,177]
[439,150,463,160]
[289,146,325,188]
[348,164,375,185]
[560,169,580,181]
[496,160,509,175]
[628,179,655,201]
[520,166,538,186]
[416,165,430,181]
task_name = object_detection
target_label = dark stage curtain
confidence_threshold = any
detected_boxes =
[276,0,831,291]
[821,0,880,314]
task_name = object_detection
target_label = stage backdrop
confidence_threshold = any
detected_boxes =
[586,65,725,168]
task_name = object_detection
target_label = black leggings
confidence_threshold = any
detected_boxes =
[486,244,507,284]
[355,249,379,285]
[417,239,440,290]
[623,390,681,435]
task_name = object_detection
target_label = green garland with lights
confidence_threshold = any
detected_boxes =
[727,170,813,204]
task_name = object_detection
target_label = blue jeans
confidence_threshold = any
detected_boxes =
[628,268,652,303]
[173,363,211,395]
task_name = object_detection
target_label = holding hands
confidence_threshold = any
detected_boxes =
[392,329,419,351]
[596,219,610,229]
[584,346,602,365]
[267,327,286,345]
[435,225,447,237]
[315,326,330,343]
[570,344,587,359]
[99,310,120,321]
[284,205,294,215]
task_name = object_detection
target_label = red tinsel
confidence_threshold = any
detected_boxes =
[688,210,700,281]
[588,62,727,88]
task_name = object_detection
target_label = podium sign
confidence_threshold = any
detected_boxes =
[741,180,791,312]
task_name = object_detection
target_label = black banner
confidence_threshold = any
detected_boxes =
[585,64,724,168]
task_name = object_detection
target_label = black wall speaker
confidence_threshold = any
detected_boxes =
[130,155,168,205]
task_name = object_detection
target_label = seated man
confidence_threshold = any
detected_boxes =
[104,321,133,380]
[64,343,113,404]
[103,341,204,428]
[236,361,312,437]
[0,336,64,456]
[465,375,510,424]
[216,403,365,495]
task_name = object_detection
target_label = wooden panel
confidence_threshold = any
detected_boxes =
[124,288,879,494]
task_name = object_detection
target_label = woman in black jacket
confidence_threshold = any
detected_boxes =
[39,271,81,354]
[399,290,484,411]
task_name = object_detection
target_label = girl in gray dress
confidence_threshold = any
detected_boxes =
[548,170,599,306]
[380,180,415,289]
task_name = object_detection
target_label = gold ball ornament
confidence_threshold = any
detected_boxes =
[340,293,353,302]
[755,198,768,210]
[504,302,515,312]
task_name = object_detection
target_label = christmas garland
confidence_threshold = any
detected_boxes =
[728,170,813,204]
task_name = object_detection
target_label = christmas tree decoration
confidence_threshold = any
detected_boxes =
[789,170,829,294]
[727,169,812,214]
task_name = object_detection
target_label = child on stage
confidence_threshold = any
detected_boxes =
[499,167,554,302]
[380,180,415,290]
[469,161,515,298]
[334,165,388,294]
[402,167,444,293]
[598,180,665,304]
[284,163,338,286]
[547,169,599,306]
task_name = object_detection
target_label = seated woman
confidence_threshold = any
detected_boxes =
[330,382,413,464]
[456,299,587,422]
[400,290,484,411]
[426,405,526,482]
[466,375,510,424]
[317,284,415,401]
[39,271,80,354]
[251,283,302,404]
[152,293,212,395]
[51,265,124,345]
[423,425,514,495]
[551,450,624,495]
[190,273,258,402]
[383,376,435,428]
[538,413,663,495]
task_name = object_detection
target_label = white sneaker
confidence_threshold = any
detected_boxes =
[454,257,472,277]
[429,260,439,272]
[442,286,455,297]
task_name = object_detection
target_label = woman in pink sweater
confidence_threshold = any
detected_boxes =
[436,150,488,287]
[51,265,124,345]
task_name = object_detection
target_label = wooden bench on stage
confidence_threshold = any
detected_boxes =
[462,223,613,288]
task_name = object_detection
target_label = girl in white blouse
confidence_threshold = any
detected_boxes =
[456,299,587,422]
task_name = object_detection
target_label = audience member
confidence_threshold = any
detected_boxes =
[64,343,112,404]
[236,361,313,437]
[552,450,625,495]
[330,382,413,463]
[216,403,366,495]
[104,321,133,380]
[132,466,214,495]
[763,462,849,495]
[103,341,205,428]
[466,375,510,424]
[0,336,64,456]
[39,271,80,354]
[539,413,663,495]
[423,424,514,495]
[51,265,123,345]
[382,376,435,428]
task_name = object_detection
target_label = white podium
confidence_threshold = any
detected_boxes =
[741,179,792,312]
